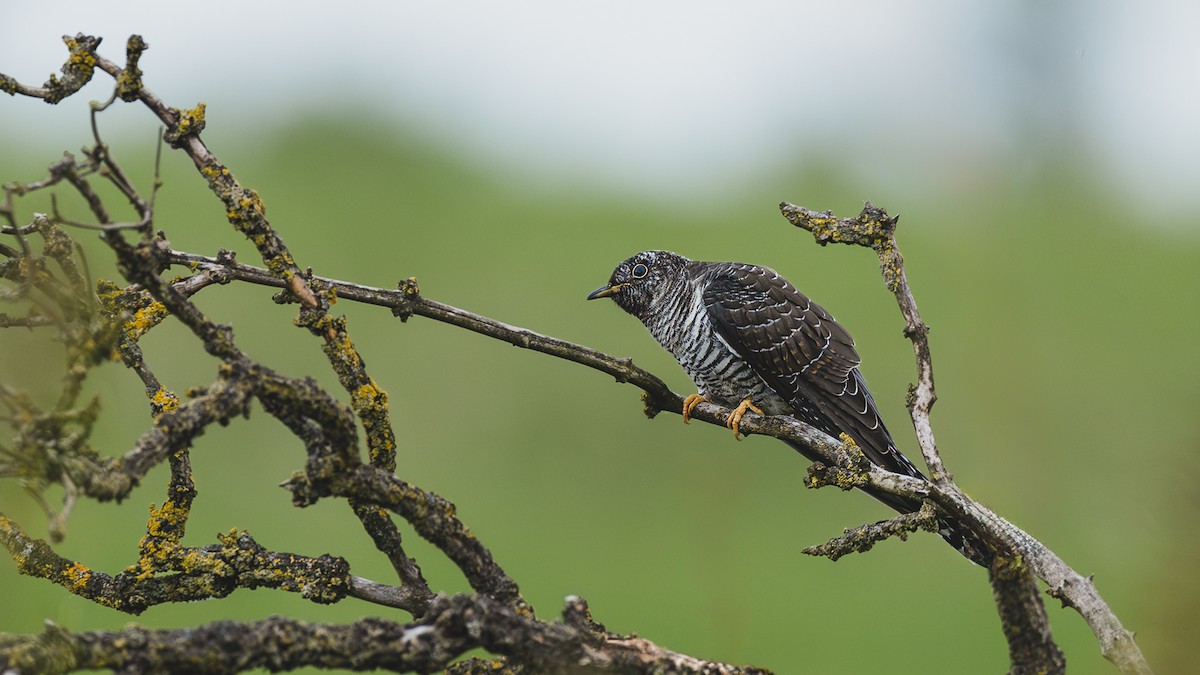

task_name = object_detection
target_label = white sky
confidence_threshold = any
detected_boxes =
[3,1,1198,217]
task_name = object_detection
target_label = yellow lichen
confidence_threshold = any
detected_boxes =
[176,103,206,135]
[147,387,180,415]
[124,301,168,340]
[352,380,389,411]
[143,499,188,541]
[61,561,92,592]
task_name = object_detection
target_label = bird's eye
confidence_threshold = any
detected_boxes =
[631,263,649,279]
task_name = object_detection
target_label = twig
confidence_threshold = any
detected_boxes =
[802,500,941,561]
[0,34,101,103]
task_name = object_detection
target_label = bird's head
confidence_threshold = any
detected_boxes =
[586,250,689,317]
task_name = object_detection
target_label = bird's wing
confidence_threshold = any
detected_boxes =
[702,263,922,478]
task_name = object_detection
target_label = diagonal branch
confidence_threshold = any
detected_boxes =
[780,200,1149,675]
[86,36,320,310]
[779,201,947,478]
[162,250,937,504]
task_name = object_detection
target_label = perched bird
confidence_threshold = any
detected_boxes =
[587,250,990,566]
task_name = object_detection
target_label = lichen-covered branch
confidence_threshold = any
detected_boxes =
[87,31,431,612]
[781,200,1147,675]
[0,595,769,675]
[90,37,320,310]
[0,34,100,103]
[802,499,941,561]
[779,201,947,478]
[0,33,1151,675]
[782,200,1064,670]
[3,34,515,627]
[0,511,350,614]
[991,554,1068,674]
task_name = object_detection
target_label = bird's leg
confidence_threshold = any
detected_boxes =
[682,394,706,424]
[725,397,764,441]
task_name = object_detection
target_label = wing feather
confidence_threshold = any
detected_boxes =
[702,263,922,478]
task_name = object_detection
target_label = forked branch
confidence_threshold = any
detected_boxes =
[781,200,1148,675]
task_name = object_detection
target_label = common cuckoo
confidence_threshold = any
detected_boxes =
[588,250,990,566]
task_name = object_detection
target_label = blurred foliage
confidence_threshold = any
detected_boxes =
[1,115,1196,674]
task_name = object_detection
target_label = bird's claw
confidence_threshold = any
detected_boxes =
[725,398,764,441]
[682,394,706,424]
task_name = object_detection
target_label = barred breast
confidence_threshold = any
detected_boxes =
[639,275,791,415]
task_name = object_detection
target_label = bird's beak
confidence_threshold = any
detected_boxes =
[586,283,624,300]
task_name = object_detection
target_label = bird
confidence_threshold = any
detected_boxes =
[587,250,991,566]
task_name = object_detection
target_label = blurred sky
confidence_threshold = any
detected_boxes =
[3,1,1198,221]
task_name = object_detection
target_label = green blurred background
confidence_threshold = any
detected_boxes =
[3,3,1198,674]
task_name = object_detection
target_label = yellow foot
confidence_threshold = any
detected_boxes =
[682,394,706,424]
[725,397,764,441]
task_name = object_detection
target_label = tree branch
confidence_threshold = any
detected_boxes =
[0,35,100,103]
[780,200,1148,675]
[0,33,1152,675]
[0,594,769,675]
